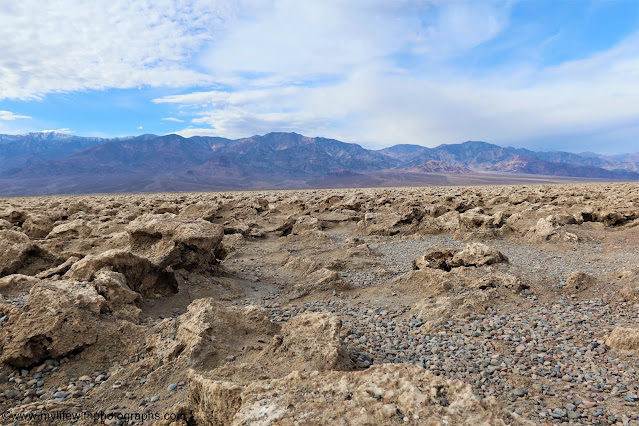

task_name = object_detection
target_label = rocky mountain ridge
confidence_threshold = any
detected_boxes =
[0,132,637,196]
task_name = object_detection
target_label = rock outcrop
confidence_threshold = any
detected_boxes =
[288,268,353,299]
[0,274,40,298]
[183,364,526,426]
[412,248,458,271]
[0,280,105,367]
[525,217,579,242]
[258,312,353,373]
[145,298,277,370]
[65,249,178,297]
[46,219,91,239]
[21,214,54,239]
[0,230,57,277]
[413,243,507,271]
[564,272,595,292]
[605,327,639,355]
[451,243,508,267]
[127,213,225,271]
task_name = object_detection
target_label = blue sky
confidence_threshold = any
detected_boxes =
[0,0,637,153]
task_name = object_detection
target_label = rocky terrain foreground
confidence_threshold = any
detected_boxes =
[0,183,638,425]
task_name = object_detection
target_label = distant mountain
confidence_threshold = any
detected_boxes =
[487,155,639,179]
[0,132,637,196]
[2,134,215,179]
[577,151,606,159]
[207,132,398,176]
[0,132,157,171]
[610,152,639,164]
[379,144,433,161]
[578,151,639,164]
[525,150,639,172]
[403,160,471,174]
[384,141,639,175]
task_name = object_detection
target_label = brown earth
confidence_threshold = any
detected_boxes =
[0,182,638,425]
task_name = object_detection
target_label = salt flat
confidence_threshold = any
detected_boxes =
[1,183,638,424]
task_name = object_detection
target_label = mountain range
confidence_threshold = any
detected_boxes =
[0,131,638,196]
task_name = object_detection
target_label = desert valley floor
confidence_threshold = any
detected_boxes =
[1,183,639,425]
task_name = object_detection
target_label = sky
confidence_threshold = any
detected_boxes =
[0,0,637,154]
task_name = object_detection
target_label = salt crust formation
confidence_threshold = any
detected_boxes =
[1,183,638,424]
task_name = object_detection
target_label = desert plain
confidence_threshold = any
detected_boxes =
[0,182,638,425]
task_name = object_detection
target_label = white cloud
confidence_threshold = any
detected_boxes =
[35,128,74,134]
[0,0,242,99]
[156,33,639,149]
[409,1,510,58]
[199,1,400,78]
[155,20,639,152]
[196,0,511,81]
[2,0,637,152]
[0,110,31,120]
[0,0,510,100]
[170,128,224,138]
[137,126,144,130]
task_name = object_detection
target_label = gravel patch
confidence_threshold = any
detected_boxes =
[268,294,639,425]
